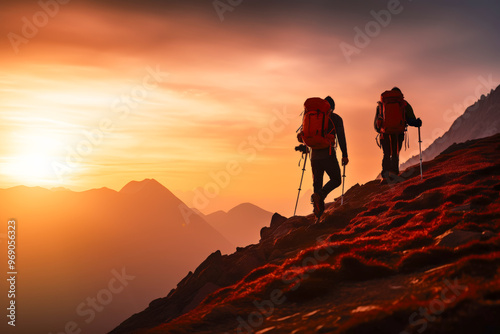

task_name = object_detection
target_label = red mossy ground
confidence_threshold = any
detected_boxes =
[134,134,500,334]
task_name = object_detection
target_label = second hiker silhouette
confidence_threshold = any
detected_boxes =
[297,96,348,219]
[374,87,422,184]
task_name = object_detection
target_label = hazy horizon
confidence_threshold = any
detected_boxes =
[0,178,279,216]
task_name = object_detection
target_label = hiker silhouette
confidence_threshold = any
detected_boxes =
[374,87,422,184]
[297,96,348,219]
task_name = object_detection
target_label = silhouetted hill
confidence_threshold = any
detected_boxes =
[401,84,500,170]
[111,134,500,334]
[0,179,233,334]
[120,178,174,196]
[203,203,273,247]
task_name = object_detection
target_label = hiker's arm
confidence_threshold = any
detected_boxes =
[297,131,304,143]
[374,104,382,132]
[405,103,422,127]
[333,114,348,158]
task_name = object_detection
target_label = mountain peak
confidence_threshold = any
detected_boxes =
[119,178,169,195]
[227,202,271,215]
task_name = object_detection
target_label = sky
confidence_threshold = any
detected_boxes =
[0,0,499,216]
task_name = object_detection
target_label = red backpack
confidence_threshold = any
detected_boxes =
[301,97,335,149]
[378,90,407,134]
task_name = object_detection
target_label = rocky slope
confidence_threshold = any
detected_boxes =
[111,134,500,334]
[401,84,500,171]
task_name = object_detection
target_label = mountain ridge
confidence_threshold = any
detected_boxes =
[401,84,500,170]
[227,202,269,215]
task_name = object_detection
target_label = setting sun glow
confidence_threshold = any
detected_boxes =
[2,132,65,185]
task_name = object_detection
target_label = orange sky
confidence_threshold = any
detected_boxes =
[0,0,499,216]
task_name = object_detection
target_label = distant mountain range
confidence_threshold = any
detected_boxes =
[0,179,272,334]
[401,84,500,170]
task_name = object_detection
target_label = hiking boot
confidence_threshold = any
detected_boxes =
[311,193,325,218]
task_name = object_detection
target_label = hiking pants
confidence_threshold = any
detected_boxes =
[311,154,341,200]
[381,133,405,177]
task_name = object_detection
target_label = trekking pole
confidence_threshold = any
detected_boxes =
[293,147,309,216]
[418,126,423,180]
[341,164,346,205]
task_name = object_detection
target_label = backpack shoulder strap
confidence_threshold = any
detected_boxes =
[327,111,336,133]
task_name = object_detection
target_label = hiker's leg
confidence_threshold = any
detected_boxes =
[380,135,391,178]
[390,134,399,174]
[311,159,324,195]
[321,155,341,199]
[394,133,405,174]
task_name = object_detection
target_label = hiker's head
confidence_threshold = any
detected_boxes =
[391,87,402,94]
[325,96,335,111]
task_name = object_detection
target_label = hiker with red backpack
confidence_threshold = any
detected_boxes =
[374,87,422,184]
[297,96,348,219]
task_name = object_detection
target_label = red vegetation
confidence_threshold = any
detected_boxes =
[112,134,500,333]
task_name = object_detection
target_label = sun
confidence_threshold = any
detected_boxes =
[1,132,66,187]
[6,154,54,185]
